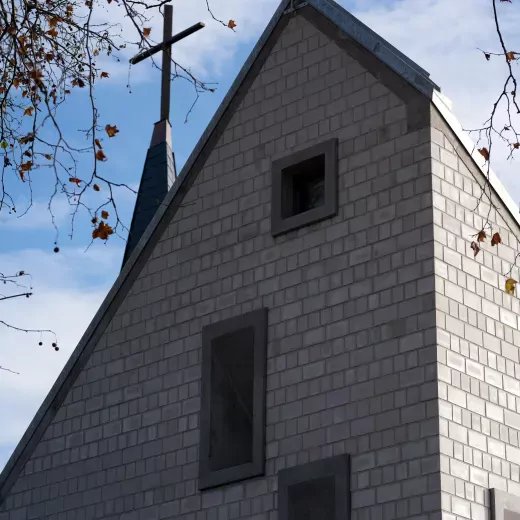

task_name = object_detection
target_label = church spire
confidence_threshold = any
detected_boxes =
[121,119,177,268]
[122,7,204,268]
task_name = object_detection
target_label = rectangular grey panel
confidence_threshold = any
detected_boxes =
[278,454,350,520]
[199,308,268,490]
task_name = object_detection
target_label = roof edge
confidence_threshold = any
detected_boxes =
[310,0,440,97]
[431,91,520,232]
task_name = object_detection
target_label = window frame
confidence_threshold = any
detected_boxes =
[198,308,268,490]
[278,454,351,520]
[271,138,338,237]
[491,489,520,519]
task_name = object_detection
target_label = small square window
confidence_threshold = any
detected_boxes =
[278,454,350,520]
[272,139,338,236]
[199,308,268,490]
[492,489,520,520]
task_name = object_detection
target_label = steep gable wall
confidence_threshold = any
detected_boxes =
[2,7,440,520]
[431,108,520,519]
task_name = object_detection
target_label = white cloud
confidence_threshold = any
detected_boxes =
[94,0,280,83]
[0,246,121,468]
[0,198,72,231]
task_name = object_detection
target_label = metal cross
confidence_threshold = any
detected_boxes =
[129,5,205,122]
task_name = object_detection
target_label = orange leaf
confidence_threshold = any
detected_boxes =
[93,184,100,191]
[95,138,102,149]
[48,16,61,28]
[69,177,81,186]
[227,19,236,29]
[143,27,151,38]
[19,170,25,182]
[20,161,33,171]
[46,28,59,38]
[507,51,517,62]
[506,278,517,295]
[491,232,502,246]
[23,107,33,116]
[12,78,20,89]
[95,149,107,161]
[105,124,119,137]
[478,147,489,161]
[477,230,486,242]
[470,241,480,257]
[100,71,109,79]
[101,210,109,219]
[92,221,113,240]
[30,70,43,81]
[44,154,52,160]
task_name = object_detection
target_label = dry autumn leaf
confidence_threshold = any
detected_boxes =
[44,154,52,160]
[228,19,237,29]
[506,278,517,295]
[514,143,520,149]
[101,210,109,219]
[20,161,33,171]
[491,232,502,246]
[92,221,113,240]
[69,177,81,186]
[105,124,119,137]
[507,51,517,62]
[100,72,110,79]
[95,138,102,149]
[93,184,101,192]
[23,107,33,116]
[477,230,486,242]
[143,27,151,38]
[478,147,490,161]
[470,241,480,257]
[95,149,107,161]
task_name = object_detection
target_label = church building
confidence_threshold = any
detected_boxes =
[2,0,520,518]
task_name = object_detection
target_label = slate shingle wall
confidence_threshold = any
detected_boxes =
[432,109,520,520]
[1,10,442,520]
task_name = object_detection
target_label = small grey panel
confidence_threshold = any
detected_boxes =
[271,138,338,236]
[199,308,268,490]
[491,489,520,520]
[278,454,350,520]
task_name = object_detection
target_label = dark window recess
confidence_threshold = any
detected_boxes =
[282,154,326,218]
[199,308,268,490]
[209,327,254,471]
[288,476,336,520]
[278,454,350,520]
[272,138,338,236]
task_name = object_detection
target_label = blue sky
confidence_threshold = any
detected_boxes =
[1,0,520,471]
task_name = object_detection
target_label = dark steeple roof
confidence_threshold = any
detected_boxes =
[121,119,176,268]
